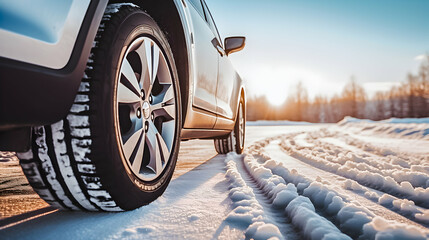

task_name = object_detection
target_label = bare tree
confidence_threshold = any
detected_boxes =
[373,91,387,120]
[294,81,309,121]
[407,73,417,117]
[341,76,366,118]
[246,95,271,121]
[417,58,429,117]
[313,95,327,123]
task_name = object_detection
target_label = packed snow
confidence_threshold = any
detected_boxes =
[1,119,428,239]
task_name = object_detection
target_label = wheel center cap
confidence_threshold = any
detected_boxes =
[142,101,151,119]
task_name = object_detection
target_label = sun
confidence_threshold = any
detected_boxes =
[249,82,288,106]
[265,93,286,106]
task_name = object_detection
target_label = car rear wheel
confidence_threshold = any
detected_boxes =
[214,100,245,154]
[17,3,181,211]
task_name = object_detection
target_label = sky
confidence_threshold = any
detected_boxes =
[205,0,429,105]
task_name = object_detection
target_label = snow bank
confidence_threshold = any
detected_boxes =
[339,116,429,124]
[224,153,283,240]
[338,117,429,140]
[383,118,429,124]
[338,117,374,124]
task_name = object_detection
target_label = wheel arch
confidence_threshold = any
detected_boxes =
[235,74,247,123]
[241,86,246,118]
[108,0,190,127]
[240,85,247,104]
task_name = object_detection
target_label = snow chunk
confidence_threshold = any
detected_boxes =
[343,179,365,192]
[378,194,395,206]
[362,217,427,240]
[272,186,298,209]
[246,222,282,240]
[105,3,139,14]
[415,210,429,223]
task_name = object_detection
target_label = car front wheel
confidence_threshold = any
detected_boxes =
[17,3,181,211]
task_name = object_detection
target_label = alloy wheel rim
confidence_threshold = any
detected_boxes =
[116,37,176,182]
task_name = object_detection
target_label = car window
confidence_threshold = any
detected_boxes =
[202,0,222,46]
[188,0,206,21]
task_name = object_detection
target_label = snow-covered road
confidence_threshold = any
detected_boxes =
[1,121,428,239]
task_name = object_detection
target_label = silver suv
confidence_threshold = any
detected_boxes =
[0,0,246,211]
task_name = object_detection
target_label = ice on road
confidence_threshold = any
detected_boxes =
[1,120,429,239]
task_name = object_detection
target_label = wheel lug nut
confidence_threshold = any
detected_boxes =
[141,89,145,99]
[136,108,141,118]
[144,122,149,132]
[149,95,153,104]
[151,113,154,121]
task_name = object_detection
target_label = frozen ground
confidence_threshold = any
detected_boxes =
[0,120,428,239]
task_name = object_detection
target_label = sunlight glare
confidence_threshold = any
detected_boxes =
[244,63,337,106]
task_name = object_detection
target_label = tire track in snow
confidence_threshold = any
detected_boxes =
[251,136,429,238]
[237,156,302,239]
[318,129,429,180]
[261,129,429,227]
[305,130,429,209]
[304,131,429,226]
[277,137,429,227]
[342,179,429,227]
[224,155,284,240]
[280,133,429,209]
[309,130,428,180]
[241,153,351,240]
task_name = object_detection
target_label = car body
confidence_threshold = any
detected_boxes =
[0,0,246,151]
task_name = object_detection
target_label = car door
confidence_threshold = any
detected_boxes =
[187,0,219,116]
[202,1,236,121]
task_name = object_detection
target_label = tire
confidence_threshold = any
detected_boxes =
[214,99,246,154]
[17,3,181,211]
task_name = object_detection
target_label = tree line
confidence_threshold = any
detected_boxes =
[247,56,429,123]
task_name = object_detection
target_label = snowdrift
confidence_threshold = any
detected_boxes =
[338,117,429,140]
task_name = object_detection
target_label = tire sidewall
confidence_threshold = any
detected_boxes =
[92,10,181,209]
[234,100,245,154]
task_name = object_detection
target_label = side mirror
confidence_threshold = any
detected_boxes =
[224,37,246,56]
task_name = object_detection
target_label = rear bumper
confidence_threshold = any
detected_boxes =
[0,0,107,131]
[0,57,86,131]
[0,0,108,151]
